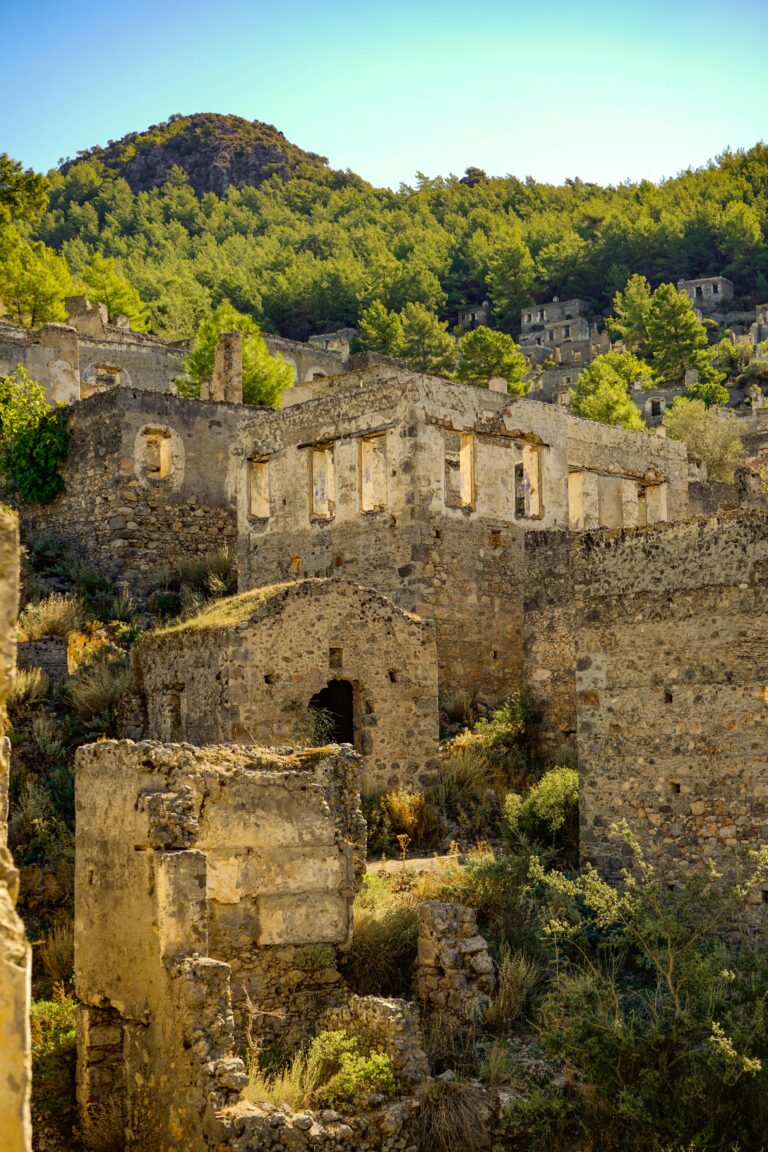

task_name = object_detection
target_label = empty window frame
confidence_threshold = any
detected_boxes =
[444,431,475,510]
[359,433,388,512]
[311,444,336,519]
[247,457,270,519]
[712,283,719,295]
[514,442,543,519]
[144,428,172,482]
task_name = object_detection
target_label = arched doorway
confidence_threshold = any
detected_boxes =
[308,679,354,745]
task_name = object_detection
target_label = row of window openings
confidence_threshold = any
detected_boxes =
[248,436,544,521]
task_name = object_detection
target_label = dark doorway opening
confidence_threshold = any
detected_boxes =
[308,679,355,745]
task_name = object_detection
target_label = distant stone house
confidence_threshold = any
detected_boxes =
[676,276,734,313]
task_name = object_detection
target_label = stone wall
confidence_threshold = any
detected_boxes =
[416,902,495,1021]
[0,508,32,1152]
[237,366,688,706]
[22,388,240,590]
[75,739,367,1150]
[0,319,80,404]
[569,512,768,884]
[264,333,348,386]
[319,994,430,1087]
[132,579,440,793]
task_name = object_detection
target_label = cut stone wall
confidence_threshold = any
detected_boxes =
[0,508,32,1152]
[22,388,240,590]
[0,319,80,405]
[75,739,367,1151]
[132,579,440,792]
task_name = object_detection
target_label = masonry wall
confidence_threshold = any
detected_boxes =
[77,333,187,395]
[133,580,440,792]
[0,320,80,404]
[22,388,240,589]
[0,509,32,1152]
[75,741,366,1151]
[237,367,688,705]
[571,512,768,884]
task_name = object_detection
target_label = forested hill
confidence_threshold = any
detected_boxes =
[57,113,334,196]
[23,116,768,340]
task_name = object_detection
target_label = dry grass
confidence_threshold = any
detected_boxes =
[486,946,540,1031]
[246,1049,318,1110]
[412,1079,490,1152]
[7,667,50,714]
[342,873,421,997]
[153,581,294,635]
[17,593,82,640]
[40,913,74,986]
[67,659,131,721]
[379,788,443,847]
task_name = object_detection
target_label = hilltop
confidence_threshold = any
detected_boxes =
[57,112,334,196]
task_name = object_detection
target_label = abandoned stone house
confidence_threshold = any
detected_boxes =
[0,509,32,1152]
[234,364,688,705]
[128,578,440,792]
[677,275,735,313]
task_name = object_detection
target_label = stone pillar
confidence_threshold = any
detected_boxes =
[645,482,668,525]
[620,478,639,529]
[597,475,624,529]
[0,509,31,1152]
[416,901,495,1021]
[211,332,243,405]
[568,470,600,531]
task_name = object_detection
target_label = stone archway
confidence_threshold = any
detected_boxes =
[308,678,354,745]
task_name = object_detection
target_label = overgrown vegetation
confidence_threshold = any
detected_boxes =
[246,1028,396,1110]
[0,367,69,504]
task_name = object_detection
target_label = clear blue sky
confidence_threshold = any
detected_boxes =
[3,0,767,188]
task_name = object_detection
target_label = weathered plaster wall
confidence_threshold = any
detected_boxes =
[571,512,768,884]
[0,320,80,404]
[22,388,240,588]
[133,579,440,792]
[75,740,366,1151]
[0,508,32,1152]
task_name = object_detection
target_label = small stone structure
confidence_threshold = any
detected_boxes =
[75,741,366,1142]
[22,386,240,590]
[0,318,81,404]
[319,994,430,1087]
[131,579,440,792]
[677,275,734,313]
[0,509,32,1152]
[416,902,495,1021]
[75,738,432,1152]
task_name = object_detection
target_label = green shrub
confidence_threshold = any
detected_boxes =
[0,368,69,504]
[30,988,77,1132]
[366,788,443,853]
[504,765,579,864]
[66,657,131,724]
[317,1048,395,1106]
[246,1028,395,1110]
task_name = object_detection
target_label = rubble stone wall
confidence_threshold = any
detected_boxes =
[133,579,440,792]
[570,512,768,883]
[22,388,240,589]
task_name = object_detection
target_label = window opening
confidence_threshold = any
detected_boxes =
[515,443,542,519]
[311,445,336,519]
[308,679,355,746]
[144,429,172,482]
[444,431,475,509]
[360,433,388,512]
[248,458,270,519]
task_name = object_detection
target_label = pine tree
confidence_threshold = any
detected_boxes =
[457,326,528,393]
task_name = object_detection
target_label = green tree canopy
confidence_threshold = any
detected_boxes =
[79,253,149,331]
[457,325,529,394]
[358,300,404,356]
[645,283,721,389]
[0,367,68,503]
[608,273,652,353]
[569,352,647,431]
[398,302,455,375]
[663,398,745,481]
[0,154,49,228]
[185,301,294,407]
[0,230,73,327]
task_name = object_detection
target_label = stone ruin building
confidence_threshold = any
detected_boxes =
[4,289,768,1149]
[128,578,440,792]
[0,509,32,1152]
[518,296,611,402]
[74,739,441,1151]
[677,275,735,314]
